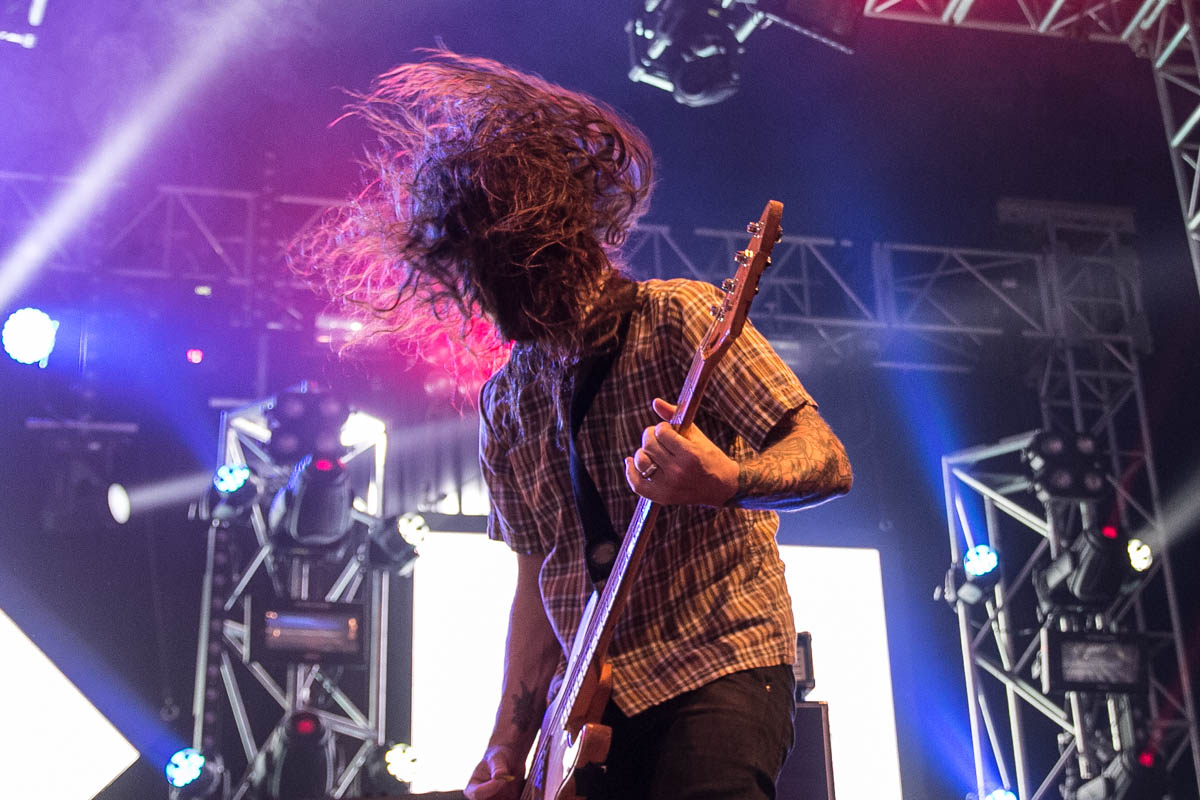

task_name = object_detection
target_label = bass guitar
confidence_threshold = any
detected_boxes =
[520,199,785,800]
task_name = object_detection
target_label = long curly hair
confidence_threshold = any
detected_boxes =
[292,50,654,399]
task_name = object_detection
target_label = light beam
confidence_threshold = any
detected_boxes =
[0,0,264,308]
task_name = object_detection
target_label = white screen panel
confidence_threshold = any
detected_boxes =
[410,536,902,800]
[409,532,518,792]
[0,608,139,799]
[778,544,902,800]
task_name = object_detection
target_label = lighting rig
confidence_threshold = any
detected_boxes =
[626,0,868,106]
[939,429,1182,800]
[170,382,423,800]
[0,0,47,49]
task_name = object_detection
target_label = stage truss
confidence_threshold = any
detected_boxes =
[191,394,395,799]
[864,0,1200,313]
[1,173,1196,798]
[936,202,1198,799]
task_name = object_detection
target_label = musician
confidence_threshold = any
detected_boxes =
[298,51,852,800]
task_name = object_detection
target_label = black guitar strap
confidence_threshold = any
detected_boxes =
[568,285,636,586]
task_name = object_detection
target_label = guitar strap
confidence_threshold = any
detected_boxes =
[568,281,637,586]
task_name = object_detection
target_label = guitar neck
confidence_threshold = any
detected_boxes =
[550,345,715,726]
[587,346,714,661]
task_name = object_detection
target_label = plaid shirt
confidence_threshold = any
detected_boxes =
[479,278,813,715]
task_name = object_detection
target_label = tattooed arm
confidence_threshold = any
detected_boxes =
[627,399,851,511]
[728,403,852,511]
[465,552,560,800]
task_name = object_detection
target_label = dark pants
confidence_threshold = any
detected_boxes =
[594,664,795,800]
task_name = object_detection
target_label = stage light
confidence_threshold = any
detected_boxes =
[265,386,350,463]
[983,789,1017,800]
[164,747,222,797]
[942,544,1002,606]
[269,454,354,547]
[106,472,214,524]
[2,306,57,366]
[339,410,387,448]
[165,748,205,788]
[107,483,131,525]
[259,710,335,800]
[370,512,425,575]
[627,0,747,107]
[625,0,863,106]
[364,741,419,793]
[1127,538,1153,572]
[384,742,418,782]
[1036,524,1130,609]
[1074,748,1167,800]
[214,464,250,494]
[186,348,204,364]
[210,463,258,521]
[245,599,365,664]
[1022,430,1108,502]
[963,544,999,579]
[0,30,35,48]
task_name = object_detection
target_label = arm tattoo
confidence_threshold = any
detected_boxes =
[510,681,540,733]
[730,405,853,512]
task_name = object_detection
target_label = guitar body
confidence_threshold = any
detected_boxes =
[542,663,612,800]
[538,591,614,800]
[520,200,784,800]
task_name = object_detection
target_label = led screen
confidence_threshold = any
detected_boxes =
[0,608,139,799]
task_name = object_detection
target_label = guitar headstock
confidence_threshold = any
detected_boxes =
[703,200,783,360]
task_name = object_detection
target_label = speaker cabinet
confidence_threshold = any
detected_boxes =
[777,700,835,800]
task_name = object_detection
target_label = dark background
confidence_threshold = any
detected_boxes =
[1,2,1198,798]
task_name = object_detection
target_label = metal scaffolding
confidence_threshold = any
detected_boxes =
[2,170,1195,797]
[938,201,1198,800]
[190,394,396,799]
[864,0,1200,305]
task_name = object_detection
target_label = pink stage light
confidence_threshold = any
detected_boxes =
[185,348,204,364]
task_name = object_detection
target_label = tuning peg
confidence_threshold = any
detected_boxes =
[721,277,737,293]
[735,249,753,266]
[775,227,783,244]
[746,221,763,235]
[709,304,725,320]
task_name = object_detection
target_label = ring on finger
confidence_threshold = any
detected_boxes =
[639,462,659,480]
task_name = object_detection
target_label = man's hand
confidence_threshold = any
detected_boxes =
[624,397,739,506]
[465,744,523,800]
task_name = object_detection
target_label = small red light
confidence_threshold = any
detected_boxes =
[294,715,318,736]
[1138,750,1155,768]
[313,458,334,472]
[1101,525,1119,540]
[186,348,204,364]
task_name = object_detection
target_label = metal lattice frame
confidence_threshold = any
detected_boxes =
[863,0,1200,312]
[3,171,1196,796]
[938,201,1198,800]
[191,395,393,800]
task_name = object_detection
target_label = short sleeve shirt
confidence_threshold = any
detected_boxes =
[479,278,814,715]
